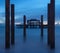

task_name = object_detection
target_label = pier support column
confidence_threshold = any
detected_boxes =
[50,0,55,49]
[11,4,15,45]
[48,4,51,45]
[5,0,10,48]
[50,4,55,49]
[41,15,43,38]
[23,15,26,41]
[48,0,55,49]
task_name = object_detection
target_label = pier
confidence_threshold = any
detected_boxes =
[0,0,56,52]
[16,18,48,28]
[15,0,55,49]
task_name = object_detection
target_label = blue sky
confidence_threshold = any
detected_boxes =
[0,0,60,23]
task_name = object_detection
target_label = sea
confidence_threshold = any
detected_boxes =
[0,24,60,53]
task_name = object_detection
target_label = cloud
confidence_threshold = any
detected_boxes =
[0,20,4,23]
[0,0,60,24]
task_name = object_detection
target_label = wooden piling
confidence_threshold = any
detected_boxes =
[50,0,55,49]
[50,5,55,49]
[48,4,51,45]
[5,0,10,48]
[41,15,43,38]
[23,15,26,39]
[11,4,15,45]
[48,0,55,49]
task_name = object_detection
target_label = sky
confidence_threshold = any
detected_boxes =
[0,0,60,23]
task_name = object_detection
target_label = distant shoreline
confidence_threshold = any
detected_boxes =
[0,22,60,26]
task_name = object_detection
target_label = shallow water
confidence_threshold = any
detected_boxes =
[0,24,60,53]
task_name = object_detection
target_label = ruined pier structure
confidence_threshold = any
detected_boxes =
[5,0,55,49]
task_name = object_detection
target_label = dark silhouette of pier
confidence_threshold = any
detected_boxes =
[48,0,55,49]
[27,19,40,28]
[23,15,26,41]
[11,4,15,45]
[4,0,55,50]
[16,19,48,28]
[5,0,15,48]
[5,0,10,48]
[41,15,43,38]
